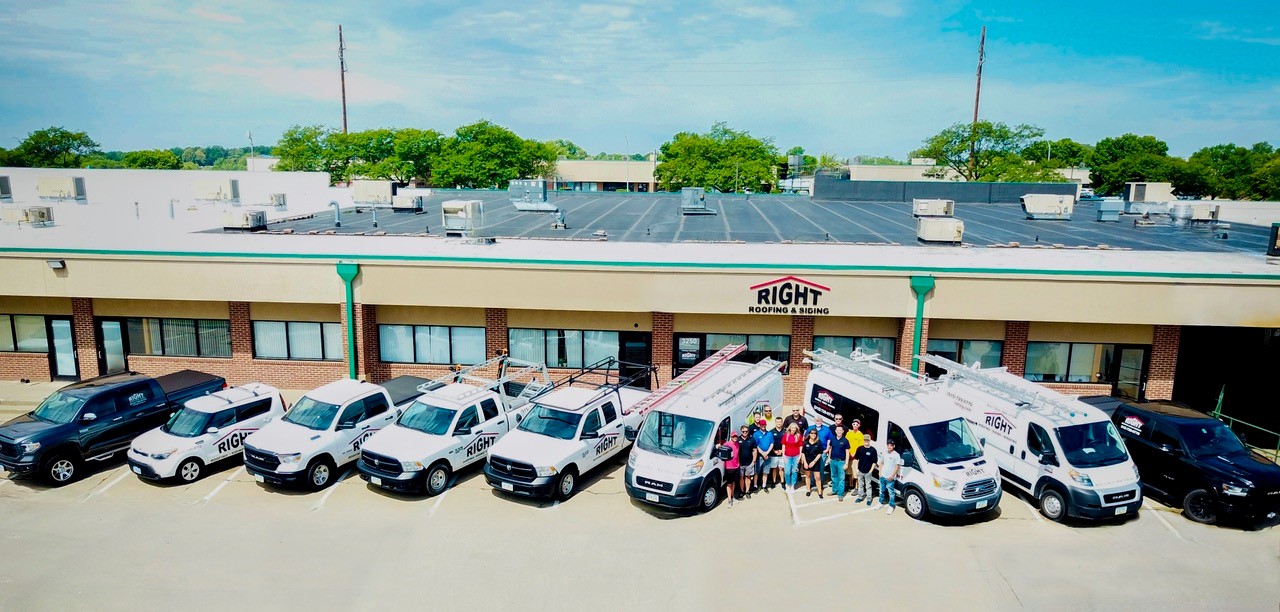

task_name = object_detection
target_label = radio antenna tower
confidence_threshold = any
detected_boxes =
[339,25,349,134]
[968,26,986,179]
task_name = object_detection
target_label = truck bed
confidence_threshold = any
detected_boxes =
[381,375,434,406]
[154,370,226,401]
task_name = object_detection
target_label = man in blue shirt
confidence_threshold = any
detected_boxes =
[752,419,776,492]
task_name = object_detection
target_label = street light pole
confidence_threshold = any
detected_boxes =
[624,135,631,192]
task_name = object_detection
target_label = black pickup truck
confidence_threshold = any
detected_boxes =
[0,370,226,485]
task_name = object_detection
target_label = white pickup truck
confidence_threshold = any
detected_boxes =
[243,375,429,490]
[484,359,655,501]
[357,356,552,496]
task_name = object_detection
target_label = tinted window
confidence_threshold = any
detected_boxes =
[581,409,602,436]
[86,396,116,418]
[480,398,499,422]
[236,397,273,420]
[336,402,365,427]
[362,394,390,419]
[716,418,731,445]
[1151,422,1181,449]
[209,409,237,430]
[810,383,879,437]
[116,383,157,411]
[455,406,480,433]
[600,402,618,424]
[1027,423,1054,456]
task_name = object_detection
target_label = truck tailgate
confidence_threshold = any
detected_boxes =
[154,370,226,402]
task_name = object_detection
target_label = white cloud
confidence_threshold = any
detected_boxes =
[1197,21,1280,47]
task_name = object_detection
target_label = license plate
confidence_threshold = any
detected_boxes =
[646,493,660,503]
[371,476,382,486]
[254,474,265,483]
[1115,506,1127,515]
[501,482,514,491]
[131,466,141,475]
[976,500,988,509]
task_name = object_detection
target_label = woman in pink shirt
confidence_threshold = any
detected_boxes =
[723,430,741,507]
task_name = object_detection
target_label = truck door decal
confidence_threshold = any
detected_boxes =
[465,432,499,459]
[215,428,257,455]
[594,432,619,457]
[350,429,381,454]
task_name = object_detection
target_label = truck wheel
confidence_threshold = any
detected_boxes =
[425,462,451,496]
[554,468,577,501]
[698,476,721,513]
[307,458,335,490]
[176,458,203,483]
[44,453,79,485]
[904,488,929,520]
[1039,488,1067,522]
[1182,488,1218,525]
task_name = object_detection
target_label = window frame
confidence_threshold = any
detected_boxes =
[123,317,232,359]
[812,336,897,360]
[251,320,344,362]
[0,314,51,353]
[673,332,791,375]
[508,328,621,369]
[377,324,486,365]
[1024,341,1136,384]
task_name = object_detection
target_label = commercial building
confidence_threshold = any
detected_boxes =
[1,167,1277,421]
[552,159,657,192]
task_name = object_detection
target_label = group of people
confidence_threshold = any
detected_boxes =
[721,405,904,515]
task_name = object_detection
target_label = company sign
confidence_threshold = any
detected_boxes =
[748,276,831,315]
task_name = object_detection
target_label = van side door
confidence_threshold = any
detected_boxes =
[886,422,918,496]
[1021,422,1058,490]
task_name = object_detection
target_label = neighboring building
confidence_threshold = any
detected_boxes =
[247,156,280,172]
[849,159,960,182]
[553,159,656,192]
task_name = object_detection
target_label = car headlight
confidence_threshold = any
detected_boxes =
[684,460,705,478]
[1131,464,1140,480]
[401,461,424,472]
[278,453,303,465]
[627,452,636,468]
[1069,469,1093,486]
[1222,484,1249,497]
[535,466,557,477]
[21,442,40,454]
[931,475,957,491]
[150,448,178,460]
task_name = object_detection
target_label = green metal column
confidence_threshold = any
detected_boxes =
[336,262,360,379]
[909,276,936,373]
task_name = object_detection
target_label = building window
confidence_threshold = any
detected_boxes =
[1026,342,1119,383]
[925,339,1003,377]
[673,333,790,375]
[125,318,231,358]
[0,314,49,352]
[508,328,620,368]
[378,325,485,365]
[252,321,342,361]
[813,336,896,360]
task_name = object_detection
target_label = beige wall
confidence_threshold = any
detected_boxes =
[96,299,228,319]
[674,313,791,334]
[555,160,656,183]
[508,309,650,331]
[812,317,899,337]
[0,296,72,315]
[930,319,1006,340]
[250,302,339,322]
[1028,322,1154,344]
[377,306,485,326]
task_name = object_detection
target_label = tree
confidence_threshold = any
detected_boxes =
[1090,134,1173,195]
[911,121,1045,181]
[1022,138,1093,169]
[854,155,907,165]
[817,153,847,170]
[272,125,329,174]
[122,149,182,170]
[547,139,588,160]
[1189,143,1276,200]
[1252,156,1280,200]
[13,126,99,167]
[431,120,556,189]
[654,122,780,192]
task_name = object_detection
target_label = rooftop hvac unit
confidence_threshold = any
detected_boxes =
[1189,204,1219,222]
[508,179,547,203]
[680,187,716,216]
[1123,182,1175,203]
[0,176,11,201]
[1095,199,1124,222]
[194,179,240,201]
[222,210,267,231]
[25,206,53,226]
[442,199,484,236]
[392,194,424,212]
[1020,194,1074,220]
[269,193,287,209]
[353,180,396,204]
[37,176,86,200]
[912,198,954,217]
[916,217,964,244]
[1268,223,1280,258]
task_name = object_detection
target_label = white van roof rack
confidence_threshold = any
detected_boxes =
[417,354,553,404]
[917,353,1080,424]
[627,344,745,416]
[709,357,784,406]
[802,348,926,396]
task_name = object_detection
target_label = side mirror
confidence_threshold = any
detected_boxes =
[81,413,97,423]
[337,422,355,431]
[624,426,637,442]
[455,428,472,437]
[1039,452,1059,466]
[1159,443,1181,456]
[979,437,987,447]
[206,427,220,435]
[581,430,599,440]
[714,445,733,461]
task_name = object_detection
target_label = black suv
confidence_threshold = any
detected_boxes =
[1085,397,1280,526]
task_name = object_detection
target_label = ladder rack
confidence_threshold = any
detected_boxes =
[627,344,746,416]
[710,357,784,406]
[917,353,1080,424]
[535,357,656,411]
[416,355,552,405]
[803,348,926,395]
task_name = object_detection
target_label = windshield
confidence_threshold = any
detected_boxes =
[909,418,984,465]
[397,401,456,436]
[1055,421,1130,468]
[163,408,214,438]
[31,392,86,425]
[636,412,715,459]
[517,404,582,440]
[1176,421,1247,459]
[282,396,341,431]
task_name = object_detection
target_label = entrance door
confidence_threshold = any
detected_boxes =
[97,319,128,375]
[47,317,79,380]
[618,331,652,389]
[672,334,702,378]
[1114,347,1147,401]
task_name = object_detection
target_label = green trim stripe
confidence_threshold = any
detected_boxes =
[1,246,1278,281]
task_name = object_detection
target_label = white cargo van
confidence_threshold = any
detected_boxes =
[803,349,1002,520]
[921,354,1142,522]
[624,345,784,513]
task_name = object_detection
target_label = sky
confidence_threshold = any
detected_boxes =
[0,0,1277,158]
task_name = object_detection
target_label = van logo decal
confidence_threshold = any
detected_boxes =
[1120,415,1144,436]
[749,276,831,315]
[215,429,256,454]
[983,412,1014,436]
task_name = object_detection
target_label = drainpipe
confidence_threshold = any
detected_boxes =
[336,262,360,379]
[909,276,936,373]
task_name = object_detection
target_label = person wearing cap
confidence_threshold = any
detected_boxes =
[751,417,775,492]
[723,427,742,507]
[769,416,786,489]
[737,424,757,498]
[844,417,865,490]
[828,424,852,501]
[877,438,903,515]
[853,434,878,504]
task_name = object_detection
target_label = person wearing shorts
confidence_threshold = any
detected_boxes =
[737,425,757,498]
[770,416,786,488]
[724,429,742,507]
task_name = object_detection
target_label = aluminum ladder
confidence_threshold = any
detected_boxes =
[802,348,926,396]
[626,344,746,416]
[917,353,1079,425]
[709,357,784,406]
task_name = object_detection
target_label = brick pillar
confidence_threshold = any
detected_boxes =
[1147,325,1180,400]
[784,316,814,406]
[1003,321,1030,376]
[72,298,98,379]
[228,301,252,385]
[355,304,383,383]
[897,317,930,373]
[651,312,674,387]
[485,308,508,359]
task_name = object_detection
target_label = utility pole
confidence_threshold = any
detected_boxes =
[969,25,986,180]
[339,25,349,134]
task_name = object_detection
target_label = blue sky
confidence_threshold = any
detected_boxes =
[1,0,1277,158]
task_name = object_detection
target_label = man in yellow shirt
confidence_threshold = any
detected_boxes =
[845,418,864,490]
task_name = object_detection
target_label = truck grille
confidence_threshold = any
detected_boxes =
[361,450,402,475]
[489,455,537,482]
[962,478,998,499]
[0,441,19,459]
[1104,490,1137,504]
[635,476,673,492]
[243,446,280,471]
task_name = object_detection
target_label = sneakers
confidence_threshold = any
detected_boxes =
[872,501,882,509]
[838,495,844,502]
[853,496,865,503]
[886,507,895,516]
[805,490,812,497]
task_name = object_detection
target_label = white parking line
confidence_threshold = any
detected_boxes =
[0,477,11,487]
[546,500,560,511]
[310,468,353,511]
[799,506,879,527]
[428,489,448,516]
[1143,500,1186,541]
[1020,496,1045,523]
[198,467,243,505]
[82,471,130,502]
[784,487,800,526]
[793,496,839,510]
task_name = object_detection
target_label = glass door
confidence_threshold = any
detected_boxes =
[672,334,702,378]
[47,317,79,380]
[98,319,128,375]
[618,331,652,389]
[1114,347,1147,401]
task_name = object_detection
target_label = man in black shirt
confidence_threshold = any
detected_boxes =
[782,406,808,434]
[736,425,757,498]
[853,436,878,504]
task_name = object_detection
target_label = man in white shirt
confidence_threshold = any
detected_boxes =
[877,439,902,515]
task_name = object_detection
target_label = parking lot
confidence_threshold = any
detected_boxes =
[1,451,1277,611]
